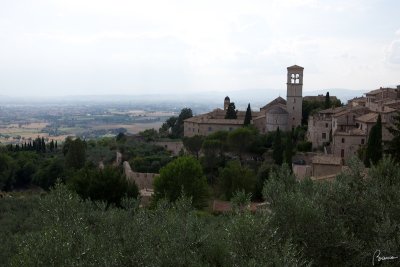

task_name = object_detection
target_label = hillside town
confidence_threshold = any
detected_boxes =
[184,65,400,180]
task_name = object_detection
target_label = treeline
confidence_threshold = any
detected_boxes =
[0,136,139,206]
[5,137,57,153]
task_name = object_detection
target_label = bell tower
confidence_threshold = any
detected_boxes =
[286,65,303,129]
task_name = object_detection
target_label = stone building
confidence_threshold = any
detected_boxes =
[308,86,400,163]
[184,65,304,137]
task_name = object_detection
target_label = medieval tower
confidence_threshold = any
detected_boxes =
[286,65,303,129]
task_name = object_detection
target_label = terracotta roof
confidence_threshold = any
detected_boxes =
[332,106,369,118]
[355,112,378,123]
[318,106,347,114]
[312,155,342,165]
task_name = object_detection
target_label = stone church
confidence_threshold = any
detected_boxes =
[184,65,304,137]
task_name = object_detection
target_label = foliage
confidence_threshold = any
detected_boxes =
[272,127,283,165]
[0,153,16,191]
[153,156,209,208]
[225,102,237,119]
[4,184,306,267]
[68,166,138,207]
[218,160,256,200]
[139,128,159,142]
[243,103,252,126]
[364,114,382,167]
[324,92,331,109]
[33,157,66,190]
[4,157,400,266]
[386,111,400,162]
[227,127,256,160]
[296,141,312,152]
[285,130,294,166]
[183,135,204,159]
[302,97,341,125]
[160,108,193,139]
[65,138,87,170]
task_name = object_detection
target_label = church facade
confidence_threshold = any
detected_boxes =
[183,65,304,137]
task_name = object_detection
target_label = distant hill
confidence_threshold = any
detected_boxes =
[0,88,366,109]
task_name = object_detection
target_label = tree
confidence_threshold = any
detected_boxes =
[225,103,237,119]
[273,127,283,165]
[183,135,204,159]
[284,130,294,166]
[386,111,400,162]
[0,153,16,191]
[218,160,256,200]
[159,117,177,137]
[153,156,209,208]
[227,127,256,161]
[172,108,193,138]
[324,92,331,109]
[161,108,193,139]
[243,103,252,126]
[33,158,65,190]
[65,138,86,170]
[68,166,138,206]
[364,114,382,167]
[139,129,159,142]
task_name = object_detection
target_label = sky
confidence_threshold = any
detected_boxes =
[0,0,399,97]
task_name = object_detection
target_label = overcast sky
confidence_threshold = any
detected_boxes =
[0,0,399,97]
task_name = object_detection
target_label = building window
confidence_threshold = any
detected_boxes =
[342,138,345,143]
[208,127,212,132]
[322,133,326,139]
[341,149,345,158]
[361,139,365,144]
[293,98,296,103]
[325,123,328,128]
[229,127,233,131]
[192,128,194,132]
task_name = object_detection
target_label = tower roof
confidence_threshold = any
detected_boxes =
[224,96,230,101]
[287,65,304,70]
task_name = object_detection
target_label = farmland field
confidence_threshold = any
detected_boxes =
[0,104,171,144]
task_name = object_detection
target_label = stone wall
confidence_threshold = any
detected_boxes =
[123,161,156,190]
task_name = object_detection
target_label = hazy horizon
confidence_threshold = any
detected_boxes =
[1,0,399,97]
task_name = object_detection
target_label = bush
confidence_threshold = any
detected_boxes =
[297,141,312,152]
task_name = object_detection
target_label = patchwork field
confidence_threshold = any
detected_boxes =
[0,104,172,145]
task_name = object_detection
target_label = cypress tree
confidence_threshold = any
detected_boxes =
[273,127,283,165]
[364,114,382,167]
[41,137,46,153]
[285,129,294,166]
[243,103,252,126]
[225,103,238,119]
[325,92,331,109]
[387,111,400,162]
